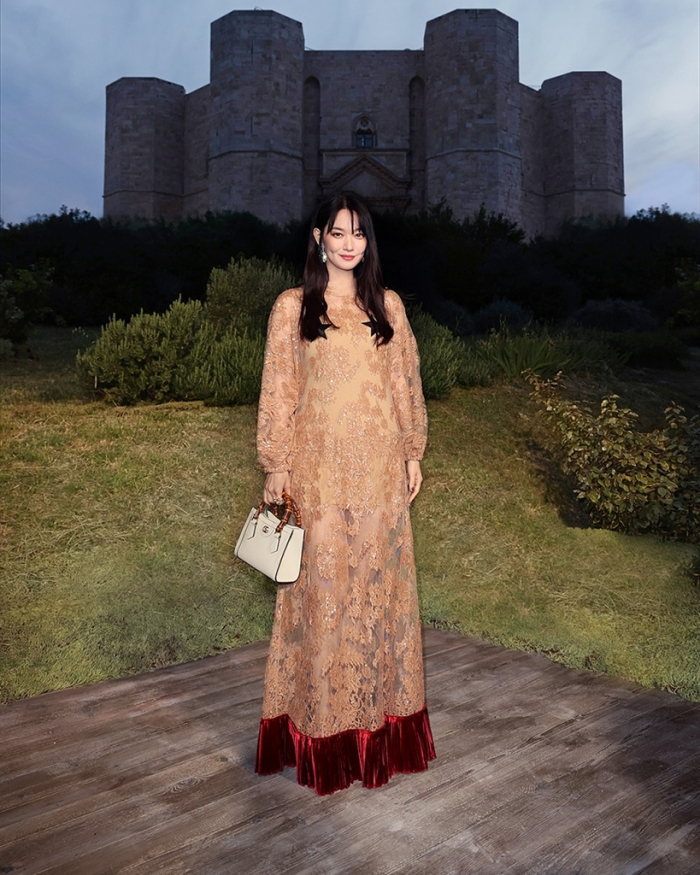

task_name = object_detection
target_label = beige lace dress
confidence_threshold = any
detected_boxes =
[254,287,436,795]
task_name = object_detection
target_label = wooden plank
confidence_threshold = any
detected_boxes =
[0,644,269,739]
[0,631,698,875]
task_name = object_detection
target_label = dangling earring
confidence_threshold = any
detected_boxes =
[361,255,365,262]
[320,244,327,264]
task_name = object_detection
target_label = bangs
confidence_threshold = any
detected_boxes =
[323,195,371,238]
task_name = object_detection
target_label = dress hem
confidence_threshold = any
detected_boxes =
[255,704,436,796]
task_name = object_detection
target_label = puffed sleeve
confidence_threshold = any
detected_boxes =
[256,290,301,473]
[386,291,428,461]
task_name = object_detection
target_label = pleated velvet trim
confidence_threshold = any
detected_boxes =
[255,704,436,796]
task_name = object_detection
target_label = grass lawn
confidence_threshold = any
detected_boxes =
[1,327,698,703]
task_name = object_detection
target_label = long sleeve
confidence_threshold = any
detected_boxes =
[386,291,428,461]
[257,289,301,473]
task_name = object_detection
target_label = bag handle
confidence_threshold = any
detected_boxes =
[254,491,302,533]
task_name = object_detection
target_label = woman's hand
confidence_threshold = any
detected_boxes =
[406,460,423,504]
[264,471,291,505]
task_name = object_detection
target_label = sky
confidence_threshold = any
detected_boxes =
[1,0,698,225]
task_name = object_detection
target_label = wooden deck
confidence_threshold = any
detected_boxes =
[1,629,698,875]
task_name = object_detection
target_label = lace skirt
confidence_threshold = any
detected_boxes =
[254,503,436,795]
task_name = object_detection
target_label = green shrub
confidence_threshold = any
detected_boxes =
[569,298,659,332]
[671,260,700,327]
[595,330,688,369]
[0,338,13,361]
[0,262,54,345]
[531,374,700,542]
[184,324,266,406]
[458,344,500,387]
[473,327,570,379]
[553,331,628,374]
[473,298,534,333]
[205,255,298,335]
[76,255,297,406]
[76,298,204,404]
[426,297,475,338]
[473,327,625,380]
[0,279,26,344]
[408,308,464,400]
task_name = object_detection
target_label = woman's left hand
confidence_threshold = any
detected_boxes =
[406,460,423,504]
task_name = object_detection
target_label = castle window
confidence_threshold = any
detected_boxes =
[354,116,376,149]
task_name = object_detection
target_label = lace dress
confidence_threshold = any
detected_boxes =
[254,287,436,795]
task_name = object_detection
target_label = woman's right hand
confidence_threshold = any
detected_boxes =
[264,471,291,505]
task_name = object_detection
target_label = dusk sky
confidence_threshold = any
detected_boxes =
[1,0,698,225]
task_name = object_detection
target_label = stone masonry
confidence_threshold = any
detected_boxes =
[103,8,624,237]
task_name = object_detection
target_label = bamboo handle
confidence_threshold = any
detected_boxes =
[254,491,302,531]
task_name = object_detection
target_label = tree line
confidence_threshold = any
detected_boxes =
[1,203,698,341]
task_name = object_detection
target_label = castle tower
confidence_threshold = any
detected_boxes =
[208,10,305,224]
[423,10,522,218]
[104,78,185,221]
[541,72,624,232]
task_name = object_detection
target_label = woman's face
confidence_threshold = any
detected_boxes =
[314,209,368,275]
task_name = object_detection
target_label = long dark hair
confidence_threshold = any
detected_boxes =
[299,192,394,345]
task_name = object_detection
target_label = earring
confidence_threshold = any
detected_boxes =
[320,244,327,264]
[361,255,365,262]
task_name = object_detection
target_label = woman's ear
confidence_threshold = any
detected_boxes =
[313,227,322,245]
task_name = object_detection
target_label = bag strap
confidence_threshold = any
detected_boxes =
[254,491,303,532]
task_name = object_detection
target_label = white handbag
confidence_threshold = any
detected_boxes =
[234,493,304,584]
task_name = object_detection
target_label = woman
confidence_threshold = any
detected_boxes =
[254,192,436,795]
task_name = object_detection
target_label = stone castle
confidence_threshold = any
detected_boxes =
[103,8,624,237]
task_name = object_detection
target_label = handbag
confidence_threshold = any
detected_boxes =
[234,492,304,584]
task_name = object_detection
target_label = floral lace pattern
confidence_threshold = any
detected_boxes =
[257,288,428,737]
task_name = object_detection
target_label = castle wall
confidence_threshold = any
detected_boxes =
[183,85,210,217]
[302,77,321,217]
[303,50,423,215]
[208,10,304,224]
[104,77,185,221]
[519,84,546,238]
[303,51,422,151]
[424,10,522,219]
[409,76,426,213]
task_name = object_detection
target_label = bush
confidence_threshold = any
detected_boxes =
[471,327,626,381]
[205,255,298,335]
[530,375,700,542]
[76,256,298,406]
[670,260,700,327]
[569,298,659,333]
[184,324,266,406]
[552,331,628,374]
[473,298,534,333]
[76,298,204,404]
[408,308,464,400]
[0,279,26,345]
[425,296,475,338]
[473,328,571,380]
[0,262,54,345]
[597,330,688,369]
[0,338,13,361]
[458,344,500,387]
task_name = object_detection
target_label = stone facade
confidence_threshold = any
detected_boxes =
[104,8,624,237]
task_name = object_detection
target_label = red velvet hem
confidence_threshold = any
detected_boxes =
[255,704,436,796]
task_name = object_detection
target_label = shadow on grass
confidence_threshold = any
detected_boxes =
[523,436,594,530]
